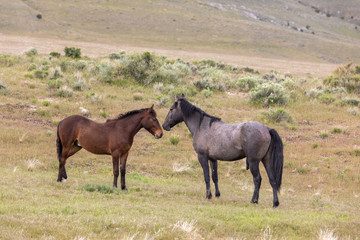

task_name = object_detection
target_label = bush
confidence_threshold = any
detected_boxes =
[319,132,329,139]
[233,76,261,92]
[42,101,50,107]
[342,98,360,106]
[76,60,87,70]
[0,54,20,67]
[332,128,342,134]
[33,70,48,79]
[319,93,335,104]
[25,48,38,56]
[24,73,33,79]
[170,136,180,145]
[47,79,63,89]
[57,86,73,98]
[249,82,289,106]
[73,80,87,91]
[50,52,61,58]
[49,67,62,80]
[262,108,293,123]
[201,88,213,98]
[64,47,81,58]
[149,61,191,84]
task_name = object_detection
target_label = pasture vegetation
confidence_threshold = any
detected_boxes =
[0,50,360,240]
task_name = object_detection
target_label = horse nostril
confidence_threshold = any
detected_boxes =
[160,133,163,138]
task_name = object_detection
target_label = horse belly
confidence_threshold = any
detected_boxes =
[209,144,245,161]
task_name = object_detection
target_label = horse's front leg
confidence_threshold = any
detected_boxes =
[112,152,120,188]
[120,152,129,190]
[210,160,220,197]
[198,154,212,199]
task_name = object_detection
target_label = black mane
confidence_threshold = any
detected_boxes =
[179,99,221,127]
[106,107,155,122]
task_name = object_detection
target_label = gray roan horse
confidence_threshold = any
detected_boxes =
[162,96,284,207]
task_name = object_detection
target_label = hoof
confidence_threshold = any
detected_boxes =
[206,192,212,199]
[273,201,279,208]
[251,199,258,204]
[215,192,221,198]
[121,186,128,191]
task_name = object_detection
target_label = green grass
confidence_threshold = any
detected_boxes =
[0,54,360,239]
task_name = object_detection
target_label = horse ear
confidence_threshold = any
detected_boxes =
[150,104,154,110]
[181,93,185,98]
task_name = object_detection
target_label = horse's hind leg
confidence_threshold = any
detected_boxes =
[57,144,82,182]
[262,155,279,208]
[248,158,262,204]
[210,160,220,197]
[198,154,212,199]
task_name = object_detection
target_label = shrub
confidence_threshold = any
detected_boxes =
[342,98,360,106]
[42,101,50,107]
[73,80,87,91]
[250,82,289,106]
[64,47,81,58]
[50,52,61,58]
[0,55,20,67]
[170,136,180,145]
[262,108,292,123]
[312,143,318,149]
[323,63,360,94]
[28,63,37,71]
[24,73,33,79]
[57,86,73,98]
[233,76,261,92]
[332,128,342,134]
[153,83,175,94]
[33,70,48,79]
[319,93,335,104]
[96,62,115,84]
[49,67,62,80]
[38,109,51,117]
[76,60,87,70]
[241,67,259,74]
[100,111,107,118]
[319,132,329,139]
[149,61,191,84]
[25,48,38,56]
[202,88,213,98]
[47,79,63,89]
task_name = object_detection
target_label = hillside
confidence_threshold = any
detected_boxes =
[0,0,360,64]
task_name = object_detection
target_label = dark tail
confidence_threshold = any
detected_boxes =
[269,129,284,192]
[56,121,62,160]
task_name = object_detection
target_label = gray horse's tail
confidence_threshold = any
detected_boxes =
[269,129,284,192]
[56,121,63,160]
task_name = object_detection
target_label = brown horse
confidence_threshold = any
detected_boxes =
[56,105,163,189]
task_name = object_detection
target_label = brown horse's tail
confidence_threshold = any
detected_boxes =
[269,129,284,193]
[56,121,63,160]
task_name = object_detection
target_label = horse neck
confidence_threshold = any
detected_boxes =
[182,110,202,136]
[116,113,144,138]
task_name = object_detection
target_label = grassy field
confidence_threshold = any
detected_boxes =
[0,51,359,239]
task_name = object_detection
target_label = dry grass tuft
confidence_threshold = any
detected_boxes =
[172,163,191,173]
[318,228,338,240]
[25,158,41,171]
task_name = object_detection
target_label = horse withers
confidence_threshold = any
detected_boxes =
[162,96,284,207]
[56,105,163,190]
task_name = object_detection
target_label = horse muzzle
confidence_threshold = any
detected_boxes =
[162,124,171,131]
[155,132,163,139]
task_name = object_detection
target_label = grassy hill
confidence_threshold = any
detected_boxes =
[1,0,360,63]
[0,51,360,239]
